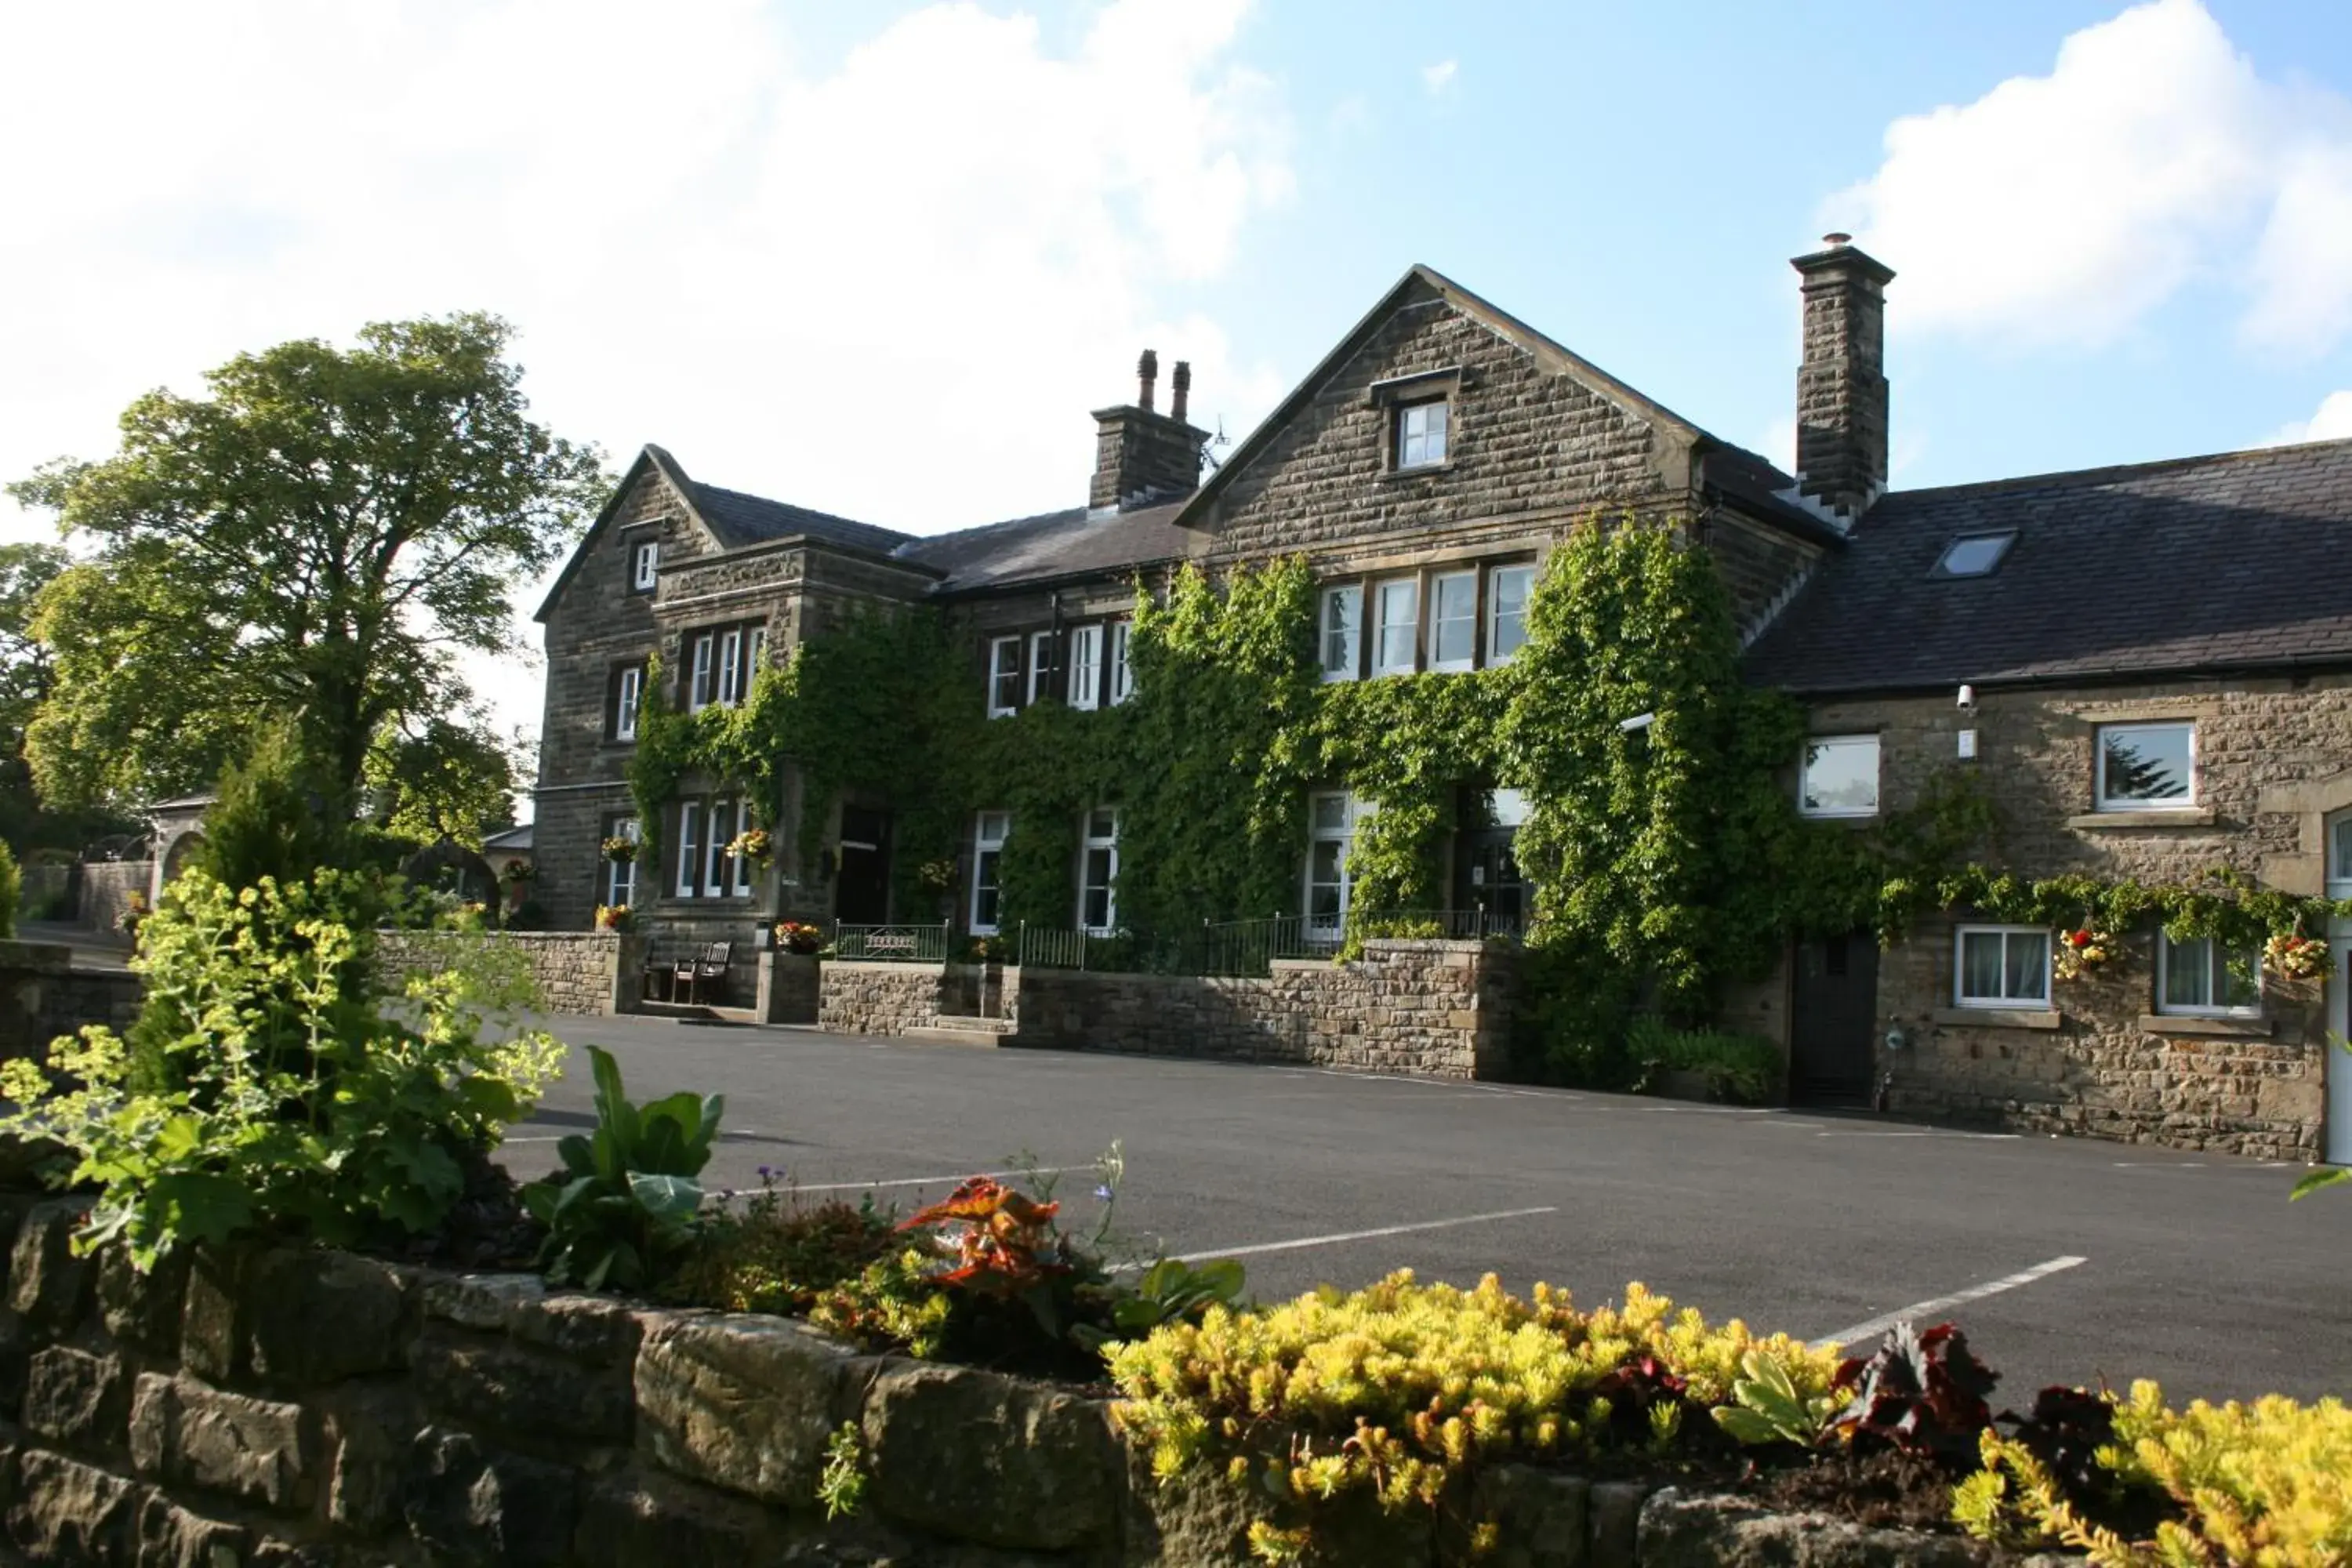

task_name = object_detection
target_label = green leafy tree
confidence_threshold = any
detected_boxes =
[9,313,605,810]
[0,542,137,857]
[364,715,522,849]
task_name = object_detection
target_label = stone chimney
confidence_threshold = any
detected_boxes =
[1791,234,1896,521]
[1091,349,1207,513]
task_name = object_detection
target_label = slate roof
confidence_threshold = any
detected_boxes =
[891,500,1193,593]
[1744,438,2352,695]
[685,478,914,557]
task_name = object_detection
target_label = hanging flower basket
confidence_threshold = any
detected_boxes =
[601,837,638,864]
[2263,931,2327,981]
[726,828,773,866]
[916,858,957,892]
[2053,927,2117,981]
[595,903,635,932]
[773,920,824,956]
[499,858,535,884]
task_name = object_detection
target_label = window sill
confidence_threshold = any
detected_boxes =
[1933,1006,2062,1030]
[2067,808,2216,829]
[2137,1013,2272,1038]
[1380,462,1456,481]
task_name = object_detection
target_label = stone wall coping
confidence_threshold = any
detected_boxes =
[1931,1006,2064,1031]
[2136,1012,2275,1038]
[822,959,949,977]
[2064,808,2219,830]
[0,941,74,973]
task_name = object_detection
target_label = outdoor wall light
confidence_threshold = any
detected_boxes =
[1956,683,1976,712]
[1883,1024,1909,1051]
[1617,711,1656,733]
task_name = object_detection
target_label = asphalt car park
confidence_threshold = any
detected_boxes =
[499,1013,2352,1405]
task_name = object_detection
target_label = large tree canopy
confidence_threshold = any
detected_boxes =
[9,313,604,810]
[0,542,137,855]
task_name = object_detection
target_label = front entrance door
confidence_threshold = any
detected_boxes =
[1790,931,1878,1106]
[2328,927,2351,1166]
[836,807,891,925]
[1453,829,1527,936]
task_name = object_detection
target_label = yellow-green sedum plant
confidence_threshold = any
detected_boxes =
[1106,1269,1838,1562]
[1955,1381,2352,1566]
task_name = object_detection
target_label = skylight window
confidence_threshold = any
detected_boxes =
[1933,532,2016,578]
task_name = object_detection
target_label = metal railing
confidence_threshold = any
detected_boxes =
[832,922,952,963]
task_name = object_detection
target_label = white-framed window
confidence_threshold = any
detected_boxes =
[1955,925,2052,1009]
[1110,621,1135,706]
[1429,571,1477,673]
[1374,579,1418,676]
[704,797,739,897]
[734,807,757,895]
[1799,735,1880,818]
[1068,624,1103,712]
[2331,813,2352,894]
[717,629,744,706]
[1319,585,1362,682]
[971,811,1009,934]
[1487,564,1533,663]
[745,625,767,688]
[2095,721,2194,811]
[612,664,644,743]
[675,800,703,898]
[987,637,1022,719]
[1028,631,1055,705]
[630,538,659,593]
[2157,934,2261,1017]
[688,633,715,711]
[604,815,639,909]
[1079,807,1119,934]
[1396,399,1449,469]
[1306,790,1363,936]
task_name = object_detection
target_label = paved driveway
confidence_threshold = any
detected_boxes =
[498,1014,2352,1406]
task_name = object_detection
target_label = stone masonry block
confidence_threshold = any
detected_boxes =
[1466,1465,1589,1568]
[406,1426,579,1568]
[97,1244,190,1356]
[129,1371,318,1514]
[8,1449,139,1565]
[7,1197,95,1337]
[633,1313,855,1504]
[23,1345,126,1449]
[415,1330,632,1444]
[244,1247,412,1388]
[861,1361,1119,1552]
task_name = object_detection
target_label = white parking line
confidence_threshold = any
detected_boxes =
[1810,1255,2088,1351]
[1152,1206,1559,1265]
[785,1166,1088,1193]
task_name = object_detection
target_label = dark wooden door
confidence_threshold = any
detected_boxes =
[836,807,891,925]
[1790,931,1878,1105]
[1453,829,1527,935]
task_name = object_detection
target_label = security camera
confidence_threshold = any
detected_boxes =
[1956,684,1976,713]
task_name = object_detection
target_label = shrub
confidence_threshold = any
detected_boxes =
[1957,1381,2352,1566]
[1107,1271,1838,1559]
[1628,1016,1782,1105]
[664,1178,898,1316]
[0,869,564,1269]
[194,718,358,891]
[0,837,18,938]
[524,1044,721,1290]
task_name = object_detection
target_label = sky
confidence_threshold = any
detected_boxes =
[5,0,2350,804]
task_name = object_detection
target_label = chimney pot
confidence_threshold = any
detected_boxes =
[1137,348,1158,412]
[1821,231,1852,247]
[1170,361,1192,425]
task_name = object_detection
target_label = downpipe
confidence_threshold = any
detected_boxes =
[1872,1070,1893,1115]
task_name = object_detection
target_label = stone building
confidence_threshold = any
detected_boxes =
[530,237,2352,1160]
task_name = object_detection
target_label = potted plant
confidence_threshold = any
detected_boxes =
[595,902,635,932]
[499,858,535,885]
[773,920,824,956]
[2264,930,2327,981]
[2053,927,2115,981]
[601,836,638,864]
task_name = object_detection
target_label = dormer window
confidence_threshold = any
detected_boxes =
[1932,531,2015,579]
[630,537,659,593]
[1396,400,1450,470]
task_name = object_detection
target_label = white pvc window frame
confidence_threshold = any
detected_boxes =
[970,811,1010,935]
[1486,564,1533,665]
[987,637,1021,719]
[1319,585,1362,683]
[1798,735,1881,819]
[1109,621,1135,706]
[1396,398,1449,470]
[1068,623,1102,712]
[1027,630,1055,706]
[1078,806,1119,935]
[2156,933,2262,1018]
[630,537,659,592]
[1428,570,1477,673]
[1954,924,2053,1009]
[1373,579,1418,677]
[613,665,643,742]
[2094,721,2196,811]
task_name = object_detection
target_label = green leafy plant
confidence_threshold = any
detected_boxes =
[0,837,18,938]
[1628,1018,1783,1105]
[1712,1348,1831,1447]
[663,1174,897,1315]
[0,869,562,1269]
[524,1045,722,1290]
[1073,1257,1247,1353]
[817,1421,868,1520]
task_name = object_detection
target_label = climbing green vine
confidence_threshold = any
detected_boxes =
[622,518,2349,1086]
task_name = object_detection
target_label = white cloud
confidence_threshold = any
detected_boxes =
[1829,0,2352,352]
[2263,390,2352,446]
[1421,60,1457,95]
[0,0,1292,757]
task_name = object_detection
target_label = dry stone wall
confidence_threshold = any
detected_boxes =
[373,931,641,1018]
[0,942,142,1068]
[0,1198,2064,1566]
[815,960,947,1036]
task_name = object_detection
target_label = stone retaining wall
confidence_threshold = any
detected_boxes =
[0,1200,2061,1566]
[75,862,152,939]
[1011,939,1514,1079]
[0,942,143,1067]
[375,931,643,1017]
[816,960,946,1036]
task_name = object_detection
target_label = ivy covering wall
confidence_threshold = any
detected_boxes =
[624,520,2351,1083]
